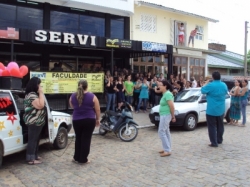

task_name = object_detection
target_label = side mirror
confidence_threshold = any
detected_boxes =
[50,107,53,111]
[199,99,207,103]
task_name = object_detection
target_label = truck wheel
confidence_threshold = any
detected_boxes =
[53,127,68,149]
[183,114,197,131]
[0,142,3,167]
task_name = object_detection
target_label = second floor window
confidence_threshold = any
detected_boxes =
[140,14,157,33]
[195,25,203,40]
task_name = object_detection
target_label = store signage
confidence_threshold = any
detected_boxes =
[142,41,167,52]
[0,27,19,40]
[106,38,132,48]
[30,71,104,93]
[34,30,96,46]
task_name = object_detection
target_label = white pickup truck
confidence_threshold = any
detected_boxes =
[0,89,72,167]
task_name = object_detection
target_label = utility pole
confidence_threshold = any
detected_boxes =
[244,21,248,76]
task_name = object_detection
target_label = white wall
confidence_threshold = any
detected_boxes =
[33,0,134,16]
[131,5,209,49]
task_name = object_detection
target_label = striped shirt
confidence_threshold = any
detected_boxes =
[23,92,46,126]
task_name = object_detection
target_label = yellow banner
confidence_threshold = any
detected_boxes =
[30,72,104,94]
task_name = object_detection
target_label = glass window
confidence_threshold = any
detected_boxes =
[51,11,78,33]
[155,56,161,63]
[195,59,200,66]
[148,56,153,62]
[133,58,138,62]
[111,18,124,39]
[200,59,205,66]
[190,58,195,65]
[80,15,104,36]
[164,57,168,64]
[16,6,43,29]
[181,57,187,65]
[0,3,16,29]
[141,57,146,62]
[195,25,203,40]
[175,57,181,65]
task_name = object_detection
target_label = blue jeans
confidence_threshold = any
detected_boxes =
[125,96,133,104]
[206,114,224,146]
[107,93,116,111]
[241,99,247,125]
[158,114,172,152]
[137,98,148,111]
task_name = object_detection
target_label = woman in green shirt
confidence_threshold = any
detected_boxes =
[158,81,176,157]
[124,75,134,104]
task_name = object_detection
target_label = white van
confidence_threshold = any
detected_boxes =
[0,89,72,167]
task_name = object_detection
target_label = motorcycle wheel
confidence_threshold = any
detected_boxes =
[118,123,138,142]
[99,127,108,136]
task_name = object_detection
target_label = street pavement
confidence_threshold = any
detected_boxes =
[1,107,250,187]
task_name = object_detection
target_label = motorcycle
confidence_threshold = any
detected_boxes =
[99,102,139,142]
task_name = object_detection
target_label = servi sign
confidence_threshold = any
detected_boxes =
[34,30,96,46]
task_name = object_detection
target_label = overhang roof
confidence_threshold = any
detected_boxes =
[207,55,243,68]
[137,1,219,23]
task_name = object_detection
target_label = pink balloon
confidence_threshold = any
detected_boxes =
[0,69,3,76]
[7,62,19,71]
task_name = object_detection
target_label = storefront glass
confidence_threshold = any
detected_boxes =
[111,17,124,39]
[80,15,105,36]
[51,11,79,33]
[0,3,43,29]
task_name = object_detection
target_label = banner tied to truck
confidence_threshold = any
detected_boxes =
[30,72,104,94]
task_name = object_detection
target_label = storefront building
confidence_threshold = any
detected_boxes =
[131,1,219,80]
[0,0,173,76]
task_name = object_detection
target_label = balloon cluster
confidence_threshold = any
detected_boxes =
[0,62,28,78]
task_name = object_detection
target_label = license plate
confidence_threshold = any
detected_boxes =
[155,116,160,121]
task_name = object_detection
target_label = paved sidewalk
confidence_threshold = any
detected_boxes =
[0,107,250,186]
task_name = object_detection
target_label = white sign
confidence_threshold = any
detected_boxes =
[35,30,96,46]
[142,41,167,52]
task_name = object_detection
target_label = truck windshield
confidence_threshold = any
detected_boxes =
[174,89,201,102]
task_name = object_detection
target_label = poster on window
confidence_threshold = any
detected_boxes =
[0,27,19,40]
[174,21,186,47]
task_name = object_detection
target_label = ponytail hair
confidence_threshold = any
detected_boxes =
[76,79,88,106]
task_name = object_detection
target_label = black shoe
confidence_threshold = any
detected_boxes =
[208,144,218,147]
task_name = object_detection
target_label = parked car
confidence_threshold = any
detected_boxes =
[149,88,231,131]
[0,89,72,167]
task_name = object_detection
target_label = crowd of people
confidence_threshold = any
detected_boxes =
[104,69,206,113]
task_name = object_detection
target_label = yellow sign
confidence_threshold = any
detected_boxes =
[30,72,104,94]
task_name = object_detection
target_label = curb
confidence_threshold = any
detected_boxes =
[68,124,155,138]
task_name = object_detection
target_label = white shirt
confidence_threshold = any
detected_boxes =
[179,26,184,35]
[192,80,197,88]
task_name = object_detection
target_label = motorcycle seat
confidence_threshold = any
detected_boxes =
[106,110,121,117]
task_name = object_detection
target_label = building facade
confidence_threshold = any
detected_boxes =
[131,1,218,80]
[0,0,174,76]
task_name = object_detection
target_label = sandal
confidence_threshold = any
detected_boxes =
[28,160,42,165]
[36,156,42,160]
[72,159,78,163]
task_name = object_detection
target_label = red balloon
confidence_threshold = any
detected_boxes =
[2,70,10,76]
[0,62,5,70]
[19,65,28,77]
[10,68,22,78]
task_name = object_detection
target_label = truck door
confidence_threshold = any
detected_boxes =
[44,95,54,143]
[0,91,23,153]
